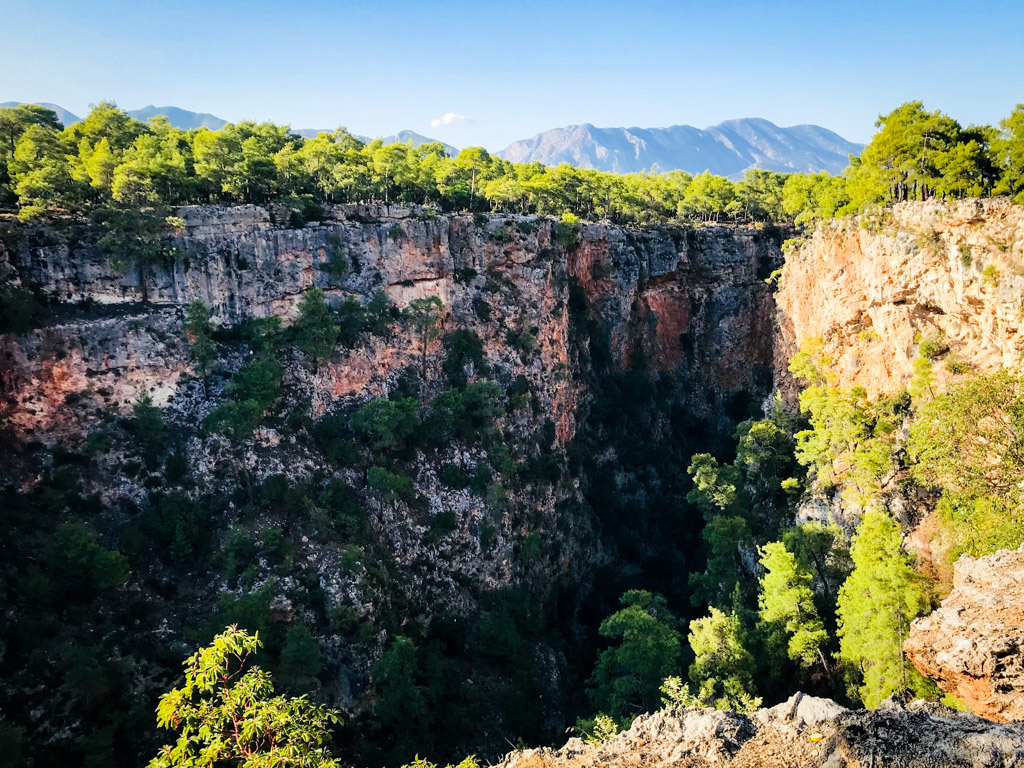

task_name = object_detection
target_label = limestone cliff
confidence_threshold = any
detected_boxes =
[776,198,1024,399]
[906,546,1024,723]
[0,205,783,762]
[1,205,779,445]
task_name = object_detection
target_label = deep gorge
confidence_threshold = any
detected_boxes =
[0,205,784,766]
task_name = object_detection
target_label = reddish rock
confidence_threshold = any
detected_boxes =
[776,198,1024,400]
[906,546,1024,722]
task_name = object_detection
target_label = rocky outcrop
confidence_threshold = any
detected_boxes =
[776,198,1024,399]
[906,547,1024,723]
[497,693,1024,768]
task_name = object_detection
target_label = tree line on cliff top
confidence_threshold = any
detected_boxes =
[1,100,1022,226]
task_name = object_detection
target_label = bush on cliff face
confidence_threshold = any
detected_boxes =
[908,370,1024,560]
[292,288,340,365]
[352,397,421,452]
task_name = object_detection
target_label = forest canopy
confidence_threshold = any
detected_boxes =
[2,100,1022,226]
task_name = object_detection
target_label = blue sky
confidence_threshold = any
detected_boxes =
[3,0,1022,151]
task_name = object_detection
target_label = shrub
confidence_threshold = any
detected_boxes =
[367,466,415,503]
[279,624,323,688]
[427,509,458,541]
[472,296,492,321]
[440,463,471,489]
[142,492,208,560]
[918,333,947,360]
[958,244,972,268]
[204,399,264,439]
[945,357,971,374]
[55,523,130,590]
[0,285,42,334]
[555,212,581,249]
[983,264,1000,287]
[230,356,283,411]
[506,326,539,356]
[506,374,531,411]
[443,329,487,387]
[292,288,339,364]
[351,397,421,451]
[322,233,348,280]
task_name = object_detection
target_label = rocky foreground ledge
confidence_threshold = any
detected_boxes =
[496,693,1024,768]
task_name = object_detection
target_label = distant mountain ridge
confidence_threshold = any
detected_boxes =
[498,118,862,178]
[2,101,458,155]
[0,101,82,126]
[3,102,860,175]
[126,105,226,130]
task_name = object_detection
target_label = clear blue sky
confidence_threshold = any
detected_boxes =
[3,0,1022,151]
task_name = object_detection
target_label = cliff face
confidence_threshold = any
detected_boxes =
[906,547,1024,723]
[0,205,783,763]
[776,198,1024,399]
[1,205,780,445]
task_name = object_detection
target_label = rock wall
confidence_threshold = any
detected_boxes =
[906,546,1024,723]
[776,198,1024,399]
[0,206,783,755]
[1,205,781,445]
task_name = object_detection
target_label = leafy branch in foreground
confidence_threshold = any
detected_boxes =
[149,625,341,768]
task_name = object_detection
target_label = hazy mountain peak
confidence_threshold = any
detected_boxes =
[499,117,862,178]
[0,101,82,126]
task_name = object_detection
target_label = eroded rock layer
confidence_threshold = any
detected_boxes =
[776,198,1024,399]
[906,546,1024,723]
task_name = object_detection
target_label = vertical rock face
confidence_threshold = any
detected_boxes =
[0,205,782,446]
[776,198,1024,399]
[0,206,783,759]
[905,547,1024,723]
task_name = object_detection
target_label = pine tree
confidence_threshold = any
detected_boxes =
[687,607,760,712]
[757,541,827,669]
[292,288,339,366]
[587,590,682,718]
[836,509,936,707]
[183,300,216,396]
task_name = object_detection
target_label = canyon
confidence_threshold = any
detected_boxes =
[2,199,1023,765]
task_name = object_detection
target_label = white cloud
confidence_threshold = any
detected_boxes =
[430,112,467,128]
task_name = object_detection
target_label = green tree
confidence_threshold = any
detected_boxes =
[149,626,340,768]
[687,607,760,712]
[404,295,444,377]
[587,590,682,718]
[279,625,322,689]
[782,522,852,616]
[97,206,170,302]
[184,300,216,395]
[351,397,421,451]
[907,354,936,401]
[686,453,752,606]
[55,523,130,591]
[292,288,339,365]
[756,541,827,669]
[836,508,935,707]
[993,104,1024,202]
[372,636,429,732]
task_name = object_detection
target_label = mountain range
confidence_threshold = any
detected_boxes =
[3,102,861,177]
[498,119,863,177]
